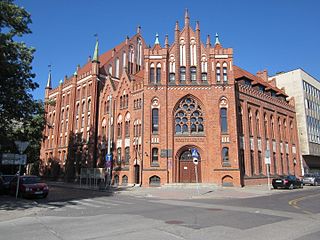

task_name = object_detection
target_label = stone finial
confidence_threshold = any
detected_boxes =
[215,33,221,45]
[92,38,99,62]
[46,65,52,89]
[175,21,179,31]
[196,21,200,31]
[154,33,160,45]
[165,34,169,48]
[184,8,189,26]
[206,34,211,47]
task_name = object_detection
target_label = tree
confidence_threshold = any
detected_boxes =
[0,0,39,141]
[0,1,45,174]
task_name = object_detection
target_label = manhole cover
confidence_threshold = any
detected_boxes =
[206,208,222,211]
[165,220,184,224]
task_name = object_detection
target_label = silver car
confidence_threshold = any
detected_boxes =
[303,173,320,186]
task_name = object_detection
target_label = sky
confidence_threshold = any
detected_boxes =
[16,0,320,100]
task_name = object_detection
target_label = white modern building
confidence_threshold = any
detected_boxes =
[270,69,320,173]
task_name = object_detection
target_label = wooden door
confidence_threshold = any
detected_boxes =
[179,160,201,183]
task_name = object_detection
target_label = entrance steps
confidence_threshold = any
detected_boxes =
[162,183,218,189]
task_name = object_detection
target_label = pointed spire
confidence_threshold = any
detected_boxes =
[46,66,52,89]
[137,25,141,34]
[215,33,221,45]
[196,21,200,31]
[92,37,99,63]
[59,79,63,85]
[206,34,211,47]
[165,34,169,48]
[184,8,190,27]
[154,33,160,45]
[175,21,179,31]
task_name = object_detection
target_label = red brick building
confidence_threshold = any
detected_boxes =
[41,11,301,187]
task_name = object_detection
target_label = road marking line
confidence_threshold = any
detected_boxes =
[83,198,122,206]
[288,193,320,212]
[69,200,100,208]
[65,204,85,210]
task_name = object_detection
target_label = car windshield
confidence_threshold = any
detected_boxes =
[21,177,41,184]
[304,174,314,177]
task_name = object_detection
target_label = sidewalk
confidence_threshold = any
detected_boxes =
[47,181,289,200]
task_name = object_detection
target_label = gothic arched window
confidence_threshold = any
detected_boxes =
[175,97,204,135]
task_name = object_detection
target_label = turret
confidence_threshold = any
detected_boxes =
[92,38,100,75]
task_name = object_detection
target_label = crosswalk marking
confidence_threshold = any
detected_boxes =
[69,200,101,208]
[38,197,140,211]
[82,198,119,206]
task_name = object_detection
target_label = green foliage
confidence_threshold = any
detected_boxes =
[0,0,39,140]
[0,1,45,169]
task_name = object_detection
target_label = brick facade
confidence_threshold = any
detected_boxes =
[40,12,301,187]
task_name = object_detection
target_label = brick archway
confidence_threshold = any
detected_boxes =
[175,145,202,183]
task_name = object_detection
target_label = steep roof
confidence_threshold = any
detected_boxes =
[77,41,126,76]
[234,65,288,97]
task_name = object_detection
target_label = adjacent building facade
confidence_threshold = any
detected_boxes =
[271,69,320,172]
[40,11,302,187]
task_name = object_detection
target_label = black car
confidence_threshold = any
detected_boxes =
[272,175,303,190]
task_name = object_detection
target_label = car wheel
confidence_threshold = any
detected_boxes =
[42,193,48,198]
[289,183,294,190]
[273,186,278,189]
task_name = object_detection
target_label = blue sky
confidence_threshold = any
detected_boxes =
[16,0,320,100]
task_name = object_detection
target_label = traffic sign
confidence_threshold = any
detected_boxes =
[14,141,29,154]
[191,148,199,159]
[193,157,199,165]
[105,154,112,162]
[265,150,271,164]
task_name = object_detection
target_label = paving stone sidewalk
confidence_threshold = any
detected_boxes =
[47,181,294,200]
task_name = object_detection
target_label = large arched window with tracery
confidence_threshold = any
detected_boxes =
[175,97,204,135]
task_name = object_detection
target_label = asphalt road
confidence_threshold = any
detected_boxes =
[0,186,320,240]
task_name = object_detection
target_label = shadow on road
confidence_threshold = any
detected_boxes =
[0,183,136,212]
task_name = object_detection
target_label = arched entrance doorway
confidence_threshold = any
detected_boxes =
[179,149,202,183]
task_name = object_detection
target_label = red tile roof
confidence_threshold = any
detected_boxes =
[233,65,288,97]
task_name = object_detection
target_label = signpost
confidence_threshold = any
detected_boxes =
[265,149,271,191]
[191,148,200,195]
[14,141,29,199]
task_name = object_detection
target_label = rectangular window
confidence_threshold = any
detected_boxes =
[125,147,130,165]
[220,108,228,133]
[152,108,159,133]
[156,67,161,83]
[180,67,186,82]
[150,67,155,83]
[169,73,175,82]
[190,67,196,82]
[223,67,227,82]
[151,148,159,165]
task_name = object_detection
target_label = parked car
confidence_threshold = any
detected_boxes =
[9,175,49,198]
[272,175,303,190]
[0,175,15,194]
[303,173,320,186]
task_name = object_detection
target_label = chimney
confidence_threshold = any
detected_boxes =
[256,69,268,82]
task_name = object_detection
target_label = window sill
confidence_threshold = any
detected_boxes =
[222,162,231,167]
[151,163,160,167]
